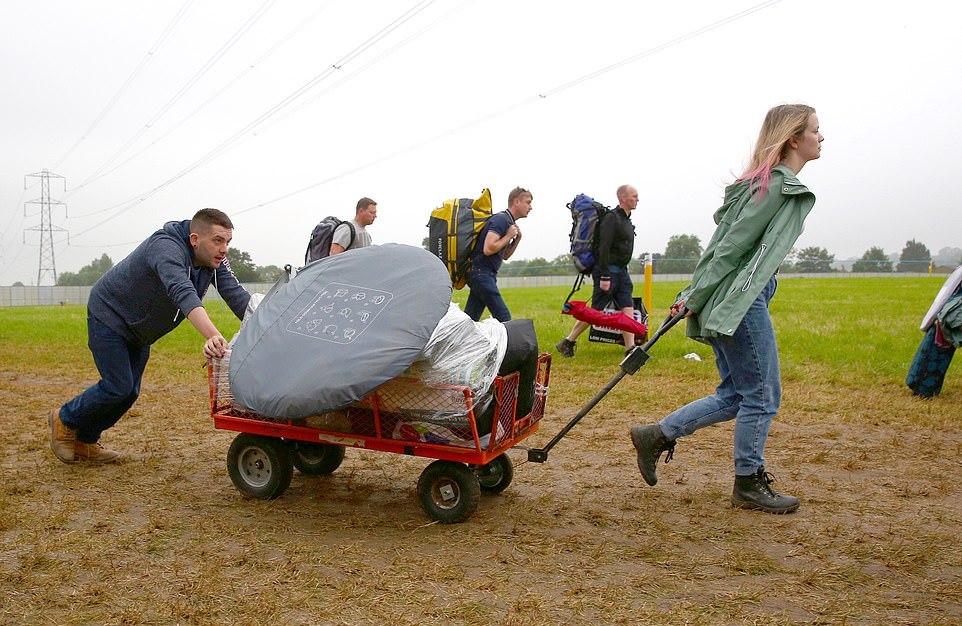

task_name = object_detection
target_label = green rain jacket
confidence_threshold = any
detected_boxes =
[679,164,816,341]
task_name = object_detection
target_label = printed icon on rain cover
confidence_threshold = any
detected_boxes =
[287,282,394,344]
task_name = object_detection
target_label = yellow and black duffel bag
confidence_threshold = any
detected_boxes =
[426,188,492,289]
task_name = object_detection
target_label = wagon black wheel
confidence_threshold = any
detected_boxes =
[227,433,293,500]
[292,442,345,475]
[416,460,481,524]
[476,453,514,494]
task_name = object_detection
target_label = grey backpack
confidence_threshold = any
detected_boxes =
[304,216,355,264]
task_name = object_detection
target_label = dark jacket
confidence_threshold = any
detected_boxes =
[597,206,635,277]
[88,220,251,345]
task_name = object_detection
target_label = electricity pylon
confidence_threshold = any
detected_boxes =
[24,169,68,285]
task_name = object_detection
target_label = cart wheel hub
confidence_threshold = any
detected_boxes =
[439,483,456,502]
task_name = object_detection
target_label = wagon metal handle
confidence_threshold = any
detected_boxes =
[526,311,686,463]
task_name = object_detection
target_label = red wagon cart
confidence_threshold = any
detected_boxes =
[208,352,551,523]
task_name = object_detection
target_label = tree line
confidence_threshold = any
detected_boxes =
[54,249,284,286]
[54,238,960,287]
[650,236,959,274]
[496,238,958,276]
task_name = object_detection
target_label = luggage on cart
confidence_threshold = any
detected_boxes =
[229,244,452,418]
[211,242,554,523]
[209,351,551,524]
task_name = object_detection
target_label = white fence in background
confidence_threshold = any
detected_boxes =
[0,282,281,307]
[0,272,939,307]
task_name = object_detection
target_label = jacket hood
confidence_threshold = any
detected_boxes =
[161,220,196,266]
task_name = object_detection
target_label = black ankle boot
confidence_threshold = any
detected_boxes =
[731,468,800,514]
[630,424,675,486]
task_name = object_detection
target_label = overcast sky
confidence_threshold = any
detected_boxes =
[1,0,960,285]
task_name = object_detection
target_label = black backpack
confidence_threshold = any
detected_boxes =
[304,217,355,264]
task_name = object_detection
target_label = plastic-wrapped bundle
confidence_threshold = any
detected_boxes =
[228,292,264,349]
[209,350,257,416]
[402,303,507,416]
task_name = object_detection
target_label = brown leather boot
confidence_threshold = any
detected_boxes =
[74,441,123,464]
[48,409,77,463]
[731,467,800,514]
[630,424,675,486]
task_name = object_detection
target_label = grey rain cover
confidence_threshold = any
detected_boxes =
[228,244,452,418]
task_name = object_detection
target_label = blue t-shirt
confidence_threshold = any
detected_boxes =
[471,211,515,273]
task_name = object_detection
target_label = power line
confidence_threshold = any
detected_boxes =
[67,0,439,237]
[65,1,338,202]
[259,0,473,133]
[239,0,786,214]
[538,0,784,99]
[69,0,278,194]
[63,0,784,245]
[235,96,537,216]
[52,0,198,171]
[65,240,144,248]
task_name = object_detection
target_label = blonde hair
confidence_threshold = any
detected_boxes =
[739,104,816,195]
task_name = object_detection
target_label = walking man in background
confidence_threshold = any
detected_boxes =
[330,197,377,255]
[465,186,533,322]
[557,184,639,356]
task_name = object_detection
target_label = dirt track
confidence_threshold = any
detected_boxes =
[2,358,961,625]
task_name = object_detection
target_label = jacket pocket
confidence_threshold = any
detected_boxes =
[741,243,767,292]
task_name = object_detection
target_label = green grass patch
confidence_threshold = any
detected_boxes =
[3,275,961,626]
[0,276,953,386]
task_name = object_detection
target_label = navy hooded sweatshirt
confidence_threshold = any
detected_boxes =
[88,220,251,346]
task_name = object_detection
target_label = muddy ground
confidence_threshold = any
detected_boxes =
[2,351,960,625]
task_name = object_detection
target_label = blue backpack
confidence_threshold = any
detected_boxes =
[567,194,609,274]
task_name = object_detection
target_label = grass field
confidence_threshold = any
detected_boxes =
[1,276,960,625]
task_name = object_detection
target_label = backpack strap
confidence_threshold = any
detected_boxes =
[333,221,357,251]
[500,210,517,246]
[346,221,356,249]
[563,273,586,307]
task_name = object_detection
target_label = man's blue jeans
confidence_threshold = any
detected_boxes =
[465,268,511,322]
[60,313,151,444]
[658,277,780,476]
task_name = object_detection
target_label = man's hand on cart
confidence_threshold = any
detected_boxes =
[203,334,229,359]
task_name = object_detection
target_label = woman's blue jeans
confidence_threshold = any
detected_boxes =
[658,277,780,476]
[60,313,151,444]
